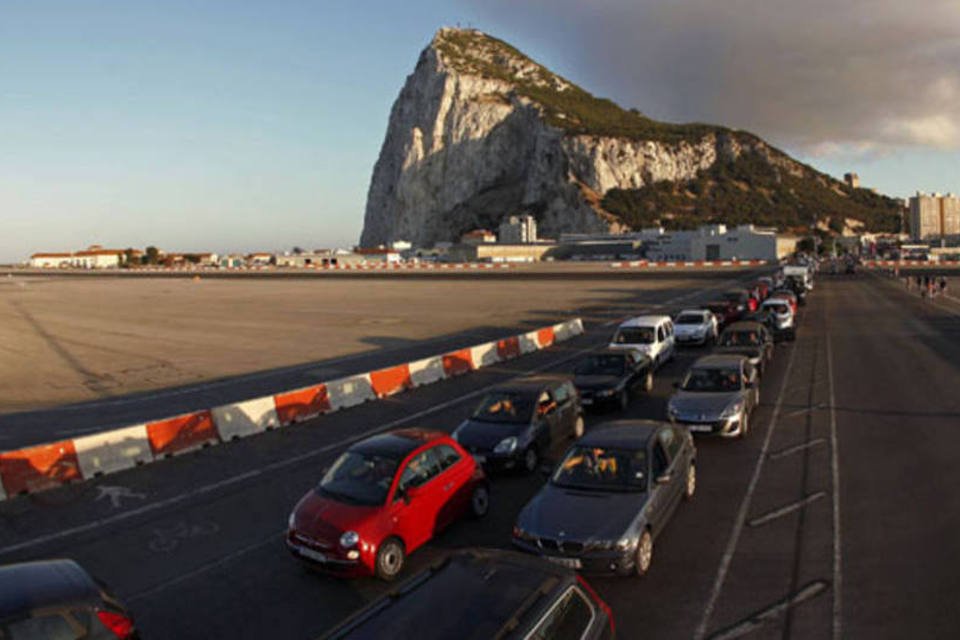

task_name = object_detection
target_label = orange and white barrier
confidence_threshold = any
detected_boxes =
[0,317,584,499]
[611,259,771,269]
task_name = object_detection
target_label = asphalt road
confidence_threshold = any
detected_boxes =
[1,272,958,639]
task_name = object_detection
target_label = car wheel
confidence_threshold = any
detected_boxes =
[523,447,539,474]
[643,372,654,393]
[684,463,696,500]
[470,484,490,519]
[619,389,629,411]
[375,538,405,581]
[573,415,585,438]
[635,530,654,576]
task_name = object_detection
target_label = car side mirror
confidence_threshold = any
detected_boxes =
[656,474,672,485]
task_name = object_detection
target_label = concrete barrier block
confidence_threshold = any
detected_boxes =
[519,331,541,354]
[274,385,331,424]
[147,410,218,457]
[442,349,475,377]
[0,441,81,495]
[326,374,376,410]
[408,356,446,386]
[212,396,280,440]
[469,342,500,369]
[370,365,413,398]
[75,424,153,478]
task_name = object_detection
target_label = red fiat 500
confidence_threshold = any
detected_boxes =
[287,429,489,581]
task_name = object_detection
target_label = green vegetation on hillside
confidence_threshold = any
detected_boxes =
[601,151,903,233]
[435,29,726,145]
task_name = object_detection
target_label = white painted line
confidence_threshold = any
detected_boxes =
[747,492,826,527]
[826,330,843,640]
[707,580,829,640]
[768,438,826,461]
[693,337,801,640]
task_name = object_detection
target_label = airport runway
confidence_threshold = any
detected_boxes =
[0,273,958,639]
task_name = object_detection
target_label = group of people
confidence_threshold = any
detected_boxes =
[905,275,948,299]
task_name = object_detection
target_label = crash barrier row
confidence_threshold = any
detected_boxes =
[860,259,960,268]
[610,260,772,269]
[0,318,584,500]
[131,263,513,272]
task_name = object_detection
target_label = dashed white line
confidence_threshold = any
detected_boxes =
[707,580,830,640]
[747,492,826,528]
[768,438,826,460]
[826,330,843,640]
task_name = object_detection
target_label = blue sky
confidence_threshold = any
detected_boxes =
[3,1,958,262]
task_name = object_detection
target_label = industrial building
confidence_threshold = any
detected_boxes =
[908,192,960,241]
[498,215,537,243]
[643,225,797,262]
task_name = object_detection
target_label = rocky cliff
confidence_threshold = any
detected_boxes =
[360,28,900,247]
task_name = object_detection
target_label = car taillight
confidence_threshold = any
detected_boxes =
[97,610,134,639]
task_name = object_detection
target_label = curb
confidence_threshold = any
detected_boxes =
[0,318,584,501]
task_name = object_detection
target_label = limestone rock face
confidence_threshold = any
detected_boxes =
[359,28,799,247]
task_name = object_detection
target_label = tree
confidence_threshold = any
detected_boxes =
[145,246,160,265]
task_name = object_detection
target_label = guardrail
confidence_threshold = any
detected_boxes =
[0,318,584,500]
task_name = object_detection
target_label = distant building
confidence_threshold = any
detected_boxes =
[498,215,537,243]
[643,225,796,262]
[353,247,402,263]
[29,246,124,269]
[461,229,497,245]
[450,242,556,263]
[247,252,274,266]
[908,192,960,241]
[844,172,861,189]
[390,240,413,252]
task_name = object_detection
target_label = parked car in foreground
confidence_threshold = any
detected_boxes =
[512,420,696,577]
[453,375,584,473]
[0,559,138,639]
[287,429,488,580]
[609,315,675,368]
[573,349,654,411]
[667,354,759,438]
[714,321,774,375]
[673,309,718,346]
[321,548,615,640]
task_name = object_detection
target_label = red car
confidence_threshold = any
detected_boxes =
[287,429,489,580]
[752,281,770,301]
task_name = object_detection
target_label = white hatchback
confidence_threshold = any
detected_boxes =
[673,309,718,346]
[609,315,676,368]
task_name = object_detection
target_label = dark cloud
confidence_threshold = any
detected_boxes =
[468,0,960,153]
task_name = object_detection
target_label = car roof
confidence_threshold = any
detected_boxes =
[577,420,664,448]
[494,374,570,393]
[0,560,100,619]
[691,354,747,368]
[321,549,574,640]
[352,429,446,458]
[618,315,671,328]
[724,321,766,331]
[677,309,709,316]
[761,298,789,306]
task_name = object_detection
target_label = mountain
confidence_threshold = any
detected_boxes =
[359,28,902,247]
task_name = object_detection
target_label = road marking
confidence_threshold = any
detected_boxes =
[693,335,801,640]
[706,580,830,640]
[826,330,843,640]
[747,492,826,527]
[782,402,826,418]
[768,438,826,460]
[94,485,146,509]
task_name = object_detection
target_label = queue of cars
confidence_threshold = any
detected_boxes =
[290,268,814,639]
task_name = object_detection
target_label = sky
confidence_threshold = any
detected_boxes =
[2,1,959,263]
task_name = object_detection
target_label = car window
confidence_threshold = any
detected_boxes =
[658,428,681,459]
[398,449,442,492]
[5,613,81,640]
[652,442,670,477]
[554,383,570,404]
[666,321,674,336]
[657,326,665,342]
[613,327,655,344]
[433,444,461,471]
[528,587,594,640]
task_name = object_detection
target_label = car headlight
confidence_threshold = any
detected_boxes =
[339,531,360,548]
[512,525,535,542]
[720,401,745,419]
[494,436,518,454]
[596,388,616,398]
[616,536,635,552]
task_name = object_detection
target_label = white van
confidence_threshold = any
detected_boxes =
[609,315,676,369]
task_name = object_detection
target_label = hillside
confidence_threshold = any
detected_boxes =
[360,28,900,247]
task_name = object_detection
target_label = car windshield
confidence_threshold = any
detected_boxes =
[317,450,399,506]
[722,292,744,302]
[613,326,655,344]
[719,330,762,346]
[682,367,743,392]
[471,391,534,424]
[552,445,647,492]
[676,314,705,325]
[574,354,626,376]
[765,303,789,314]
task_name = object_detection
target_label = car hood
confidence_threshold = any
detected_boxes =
[714,345,762,359]
[290,490,379,541]
[454,419,527,450]
[670,391,746,418]
[573,374,622,391]
[517,484,647,542]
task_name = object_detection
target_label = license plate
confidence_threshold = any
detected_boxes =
[581,398,593,405]
[298,547,327,562]
[473,454,487,464]
[546,556,582,569]
[688,424,713,433]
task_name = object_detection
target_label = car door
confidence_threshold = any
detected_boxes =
[388,447,445,552]
[654,324,666,365]
[656,428,685,517]
[534,388,562,446]
[663,320,676,359]
[648,437,679,536]
[431,444,474,530]
[552,382,577,437]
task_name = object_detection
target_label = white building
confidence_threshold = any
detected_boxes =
[30,248,123,269]
[644,225,797,261]
[498,215,537,243]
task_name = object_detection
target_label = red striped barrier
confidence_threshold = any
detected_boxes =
[0,441,81,496]
[274,386,332,424]
[369,365,414,398]
[442,349,475,377]
[147,410,218,457]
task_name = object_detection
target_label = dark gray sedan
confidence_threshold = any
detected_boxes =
[713,321,773,375]
[666,354,759,438]
[512,420,696,577]
[573,348,654,411]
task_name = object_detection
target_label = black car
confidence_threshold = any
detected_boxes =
[0,559,138,639]
[453,376,584,473]
[714,321,774,375]
[573,349,654,412]
[719,289,753,319]
[321,548,615,640]
[513,421,696,577]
